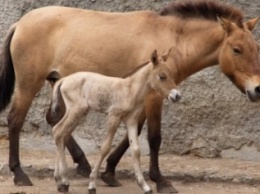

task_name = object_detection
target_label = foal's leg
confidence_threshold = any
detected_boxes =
[8,81,44,186]
[145,93,178,193]
[102,93,177,193]
[88,116,121,194]
[46,105,91,177]
[53,108,86,193]
[126,121,152,194]
[101,109,146,186]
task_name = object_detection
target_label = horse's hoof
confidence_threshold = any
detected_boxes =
[88,188,96,194]
[14,174,33,186]
[145,190,153,194]
[58,184,70,193]
[156,180,178,193]
[101,171,122,187]
[77,163,91,178]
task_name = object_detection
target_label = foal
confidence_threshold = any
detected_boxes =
[50,49,180,194]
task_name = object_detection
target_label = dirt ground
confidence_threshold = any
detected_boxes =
[1,135,260,194]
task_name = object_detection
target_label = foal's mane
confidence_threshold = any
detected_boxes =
[160,0,244,28]
[122,61,150,78]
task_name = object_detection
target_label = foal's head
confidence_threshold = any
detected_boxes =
[148,49,181,103]
[218,16,260,101]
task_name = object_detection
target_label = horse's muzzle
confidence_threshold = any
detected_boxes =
[168,89,181,103]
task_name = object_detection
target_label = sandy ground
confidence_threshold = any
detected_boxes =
[1,135,260,194]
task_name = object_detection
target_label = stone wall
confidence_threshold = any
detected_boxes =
[1,0,260,160]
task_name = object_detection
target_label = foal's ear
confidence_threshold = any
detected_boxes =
[162,48,172,62]
[151,50,159,66]
[217,16,233,34]
[244,17,260,31]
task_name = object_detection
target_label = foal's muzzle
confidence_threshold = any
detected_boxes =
[246,86,260,102]
[168,89,181,103]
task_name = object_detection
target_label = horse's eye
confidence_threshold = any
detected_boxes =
[232,47,241,55]
[159,74,167,80]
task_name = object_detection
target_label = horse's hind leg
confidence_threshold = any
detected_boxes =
[66,136,91,177]
[101,109,146,186]
[8,81,44,186]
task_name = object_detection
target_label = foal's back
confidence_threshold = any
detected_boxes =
[55,72,131,113]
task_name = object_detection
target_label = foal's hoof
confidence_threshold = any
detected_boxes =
[145,190,153,194]
[14,174,33,186]
[88,188,96,194]
[101,171,122,187]
[58,184,69,193]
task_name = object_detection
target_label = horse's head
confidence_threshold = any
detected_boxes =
[218,16,260,102]
[148,49,181,103]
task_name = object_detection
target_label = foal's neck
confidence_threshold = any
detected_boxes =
[168,19,225,84]
[125,63,152,102]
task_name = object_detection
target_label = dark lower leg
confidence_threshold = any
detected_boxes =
[101,111,146,186]
[148,133,177,193]
[100,134,129,186]
[66,136,91,177]
[8,106,33,186]
[145,94,178,193]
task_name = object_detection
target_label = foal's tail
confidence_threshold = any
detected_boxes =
[47,82,66,126]
[0,24,16,112]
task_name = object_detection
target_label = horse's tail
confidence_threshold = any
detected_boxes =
[0,24,16,112]
[47,82,66,126]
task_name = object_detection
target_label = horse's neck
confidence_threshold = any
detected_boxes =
[166,18,225,84]
[125,63,152,103]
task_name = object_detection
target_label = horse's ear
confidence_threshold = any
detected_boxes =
[162,48,172,62]
[244,17,260,31]
[151,50,159,66]
[217,16,232,34]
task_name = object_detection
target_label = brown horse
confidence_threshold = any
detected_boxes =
[0,0,260,193]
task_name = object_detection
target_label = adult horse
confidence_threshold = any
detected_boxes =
[0,0,260,193]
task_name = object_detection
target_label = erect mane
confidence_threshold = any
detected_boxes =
[122,61,150,78]
[160,0,244,28]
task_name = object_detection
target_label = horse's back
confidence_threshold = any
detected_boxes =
[11,6,162,81]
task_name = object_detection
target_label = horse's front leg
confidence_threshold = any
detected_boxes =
[145,93,178,193]
[101,110,146,186]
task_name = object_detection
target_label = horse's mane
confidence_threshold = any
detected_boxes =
[122,61,150,78]
[160,0,244,28]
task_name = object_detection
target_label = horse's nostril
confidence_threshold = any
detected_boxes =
[255,86,260,94]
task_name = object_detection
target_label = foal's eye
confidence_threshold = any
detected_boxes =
[232,47,241,55]
[159,74,167,80]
